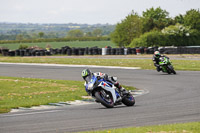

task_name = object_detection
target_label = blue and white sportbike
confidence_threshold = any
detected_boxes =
[84,75,135,108]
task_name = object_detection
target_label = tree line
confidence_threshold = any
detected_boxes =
[111,7,200,47]
[0,23,115,41]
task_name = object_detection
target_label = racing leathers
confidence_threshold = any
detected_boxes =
[93,72,126,94]
[152,55,169,72]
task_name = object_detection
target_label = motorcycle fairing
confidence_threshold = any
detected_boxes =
[98,81,117,103]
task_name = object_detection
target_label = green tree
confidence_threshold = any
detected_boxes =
[111,11,142,47]
[129,31,163,47]
[184,9,200,30]
[161,23,197,46]
[142,7,173,32]
[174,14,184,24]
[85,32,93,37]
[38,32,44,38]
[67,29,84,37]
[16,34,24,40]
[92,29,102,37]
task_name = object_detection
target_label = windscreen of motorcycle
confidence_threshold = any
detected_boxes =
[85,73,93,83]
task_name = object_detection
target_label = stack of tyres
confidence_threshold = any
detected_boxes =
[79,48,85,55]
[72,48,79,55]
[67,48,72,56]
[84,47,89,55]
[132,48,136,54]
[144,48,149,54]
[61,47,67,55]
[25,49,32,56]
[88,48,93,55]
[98,48,102,55]
[40,50,45,56]
[139,47,144,54]
[61,46,70,55]
[147,47,154,54]
[57,49,62,55]
[127,48,136,55]
[106,48,111,55]
[50,48,57,55]
[15,49,20,56]
[20,49,25,56]
[111,48,116,55]
[35,50,40,56]
[92,47,98,55]
[45,50,51,56]
[2,49,9,56]
[159,47,165,54]
[153,46,159,52]
[115,48,119,55]
[8,51,15,56]
[51,48,56,55]
[119,48,124,55]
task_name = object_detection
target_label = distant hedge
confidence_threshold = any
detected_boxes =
[129,30,200,47]
[0,36,110,44]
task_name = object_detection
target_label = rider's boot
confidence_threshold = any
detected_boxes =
[114,82,128,95]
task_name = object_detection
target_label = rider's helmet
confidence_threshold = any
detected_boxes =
[154,51,161,58]
[81,69,92,81]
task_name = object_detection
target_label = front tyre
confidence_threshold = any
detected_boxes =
[172,69,176,74]
[94,91,114,108]
[122,93,135,106]
[168,65,176,74]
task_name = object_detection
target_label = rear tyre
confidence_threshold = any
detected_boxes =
[94,91,114,108]
[122,94,135,106]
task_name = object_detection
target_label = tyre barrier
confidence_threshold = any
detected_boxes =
[1,49,9,56]
[1,46,200,56]
[136,48,141,55]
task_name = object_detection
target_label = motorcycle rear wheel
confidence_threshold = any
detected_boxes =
[94,90,114,108]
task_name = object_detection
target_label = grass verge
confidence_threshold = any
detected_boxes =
[0,57,200,71]
[79,122,200,133]
[0,41,115,50]
[0,76,136,113]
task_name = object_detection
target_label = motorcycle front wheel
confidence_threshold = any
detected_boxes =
[94,90,114,108]
[122,93,135,106]
[168,65,176,74]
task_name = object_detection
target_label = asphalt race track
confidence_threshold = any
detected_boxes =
[0,63,200,133]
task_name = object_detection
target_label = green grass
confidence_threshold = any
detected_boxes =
[0,76,136,113]
[0,57,200,71]
[79,122,200,133]
[0,41,115,50]
[0,76,85,113]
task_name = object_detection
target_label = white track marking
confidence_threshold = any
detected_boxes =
[1,110,62,117]
[0,62,140,69]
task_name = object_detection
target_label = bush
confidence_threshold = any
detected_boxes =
[18,44,28,49]
[129,29,200,47]
[129,31,162,47]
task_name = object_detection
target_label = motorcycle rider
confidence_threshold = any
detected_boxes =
[152,51,169,72]
[81,69,128,95]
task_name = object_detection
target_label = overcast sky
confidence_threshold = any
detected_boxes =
[0,0,199,24]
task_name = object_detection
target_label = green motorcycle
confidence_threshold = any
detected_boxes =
[159,57,176,74]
